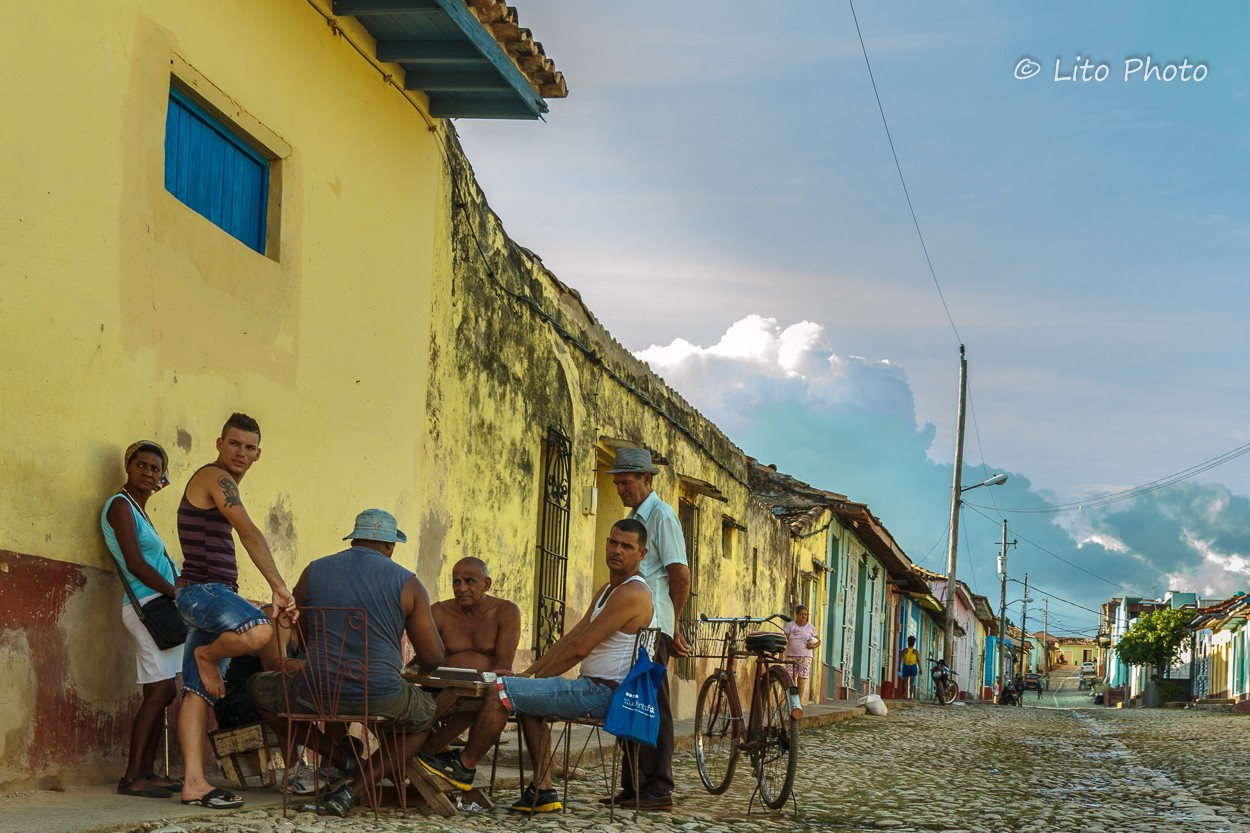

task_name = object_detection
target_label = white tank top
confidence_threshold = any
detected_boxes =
[579,574,657,683]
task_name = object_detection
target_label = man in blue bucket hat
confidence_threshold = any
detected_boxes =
[249,508,445,818]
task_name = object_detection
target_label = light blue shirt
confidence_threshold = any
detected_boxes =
[101,493,177,606]
[629,490,688,637]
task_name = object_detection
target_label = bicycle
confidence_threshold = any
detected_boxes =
[928,657,960,705]
[692,613,802,810]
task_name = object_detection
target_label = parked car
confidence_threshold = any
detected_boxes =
[1023,672,1043,691]
[1081,660,1097,674]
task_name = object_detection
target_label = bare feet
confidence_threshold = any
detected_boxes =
[195,645,225,699]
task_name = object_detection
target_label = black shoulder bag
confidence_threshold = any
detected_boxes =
[109,492,188,650]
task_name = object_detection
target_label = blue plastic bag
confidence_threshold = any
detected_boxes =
[603,645,666,746]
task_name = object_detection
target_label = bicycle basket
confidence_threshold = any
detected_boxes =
[744,631,787,655]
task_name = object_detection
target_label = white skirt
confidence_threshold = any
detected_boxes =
[121,596,184,685]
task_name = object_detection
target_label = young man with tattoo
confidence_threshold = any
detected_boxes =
[173,412,296,809]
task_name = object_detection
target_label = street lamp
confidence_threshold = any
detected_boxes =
[943,465,1009,666]
[969,473,1009,490]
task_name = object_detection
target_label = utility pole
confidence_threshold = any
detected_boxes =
[1043,599,1049,673]
[995,519,1017,700]
[943,346,968,667]
[1020,573,1030,673]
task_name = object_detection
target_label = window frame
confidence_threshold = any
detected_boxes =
[163,78,277,256]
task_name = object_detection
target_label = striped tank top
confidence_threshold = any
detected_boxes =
[177,464,239,590]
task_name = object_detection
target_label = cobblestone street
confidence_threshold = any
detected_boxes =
[93,701,1248,833]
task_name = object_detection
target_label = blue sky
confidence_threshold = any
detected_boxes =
[455,3,1250,634]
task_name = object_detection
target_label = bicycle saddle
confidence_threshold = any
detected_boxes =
[744,631,787,654]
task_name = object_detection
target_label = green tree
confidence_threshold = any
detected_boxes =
[1114,607,1193,682]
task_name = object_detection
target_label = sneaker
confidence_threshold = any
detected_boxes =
[417,749,475,791]
[317,740,363,792]
[510,784,562,814]
[283,763,317,796]
[318,784,358,818]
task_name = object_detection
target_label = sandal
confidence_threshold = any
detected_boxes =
[180,787,243,809]
[117,777,173,799]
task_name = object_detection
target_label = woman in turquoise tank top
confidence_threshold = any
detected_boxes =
[101,440,183,798]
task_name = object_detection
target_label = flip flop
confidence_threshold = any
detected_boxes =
[117,777,173,799]
[181,787,244,809]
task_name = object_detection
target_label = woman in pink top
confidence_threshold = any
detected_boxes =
[783,605,820,703]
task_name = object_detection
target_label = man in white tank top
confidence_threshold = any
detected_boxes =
[419,519,656,813]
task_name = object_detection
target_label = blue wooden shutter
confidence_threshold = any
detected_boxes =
[164,86,269,253]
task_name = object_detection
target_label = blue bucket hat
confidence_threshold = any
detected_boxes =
[343,508,407,544]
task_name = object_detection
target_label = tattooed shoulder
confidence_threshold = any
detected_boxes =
[218,475,243,509]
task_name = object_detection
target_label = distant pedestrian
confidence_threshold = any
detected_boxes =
[783,605,819,703]
[899,636,919,699]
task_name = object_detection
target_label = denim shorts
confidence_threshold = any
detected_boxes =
[175,582,270,704]
[502,675,615,720]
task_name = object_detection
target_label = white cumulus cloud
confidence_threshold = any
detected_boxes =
[637,315,917,437]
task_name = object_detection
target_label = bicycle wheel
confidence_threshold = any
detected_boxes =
[753,665,798,810]
[938,677,959,705]
[694,674,739,794]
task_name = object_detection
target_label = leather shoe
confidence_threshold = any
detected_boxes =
[633,793,674,811]
[598,791,635,806]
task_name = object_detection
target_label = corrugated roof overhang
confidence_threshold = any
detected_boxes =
[828,502,931,594]
[680,475,728,503]
[908,592,944,615]
[334,0,554,119]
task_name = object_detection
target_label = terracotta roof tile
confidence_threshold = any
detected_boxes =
[463,0,568,97]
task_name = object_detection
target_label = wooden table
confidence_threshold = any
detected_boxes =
[399,671,494,816]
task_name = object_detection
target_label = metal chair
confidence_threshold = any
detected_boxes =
[517,627,662,820]
[276,607,411,818]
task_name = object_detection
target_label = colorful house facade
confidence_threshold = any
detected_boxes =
[1189,593,1249,705]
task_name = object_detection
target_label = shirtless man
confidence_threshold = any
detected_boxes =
[420,520,655,814]
[173,413,296,808]
[431,557,520,675]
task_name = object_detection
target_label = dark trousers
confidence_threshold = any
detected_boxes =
[621,632,674,798]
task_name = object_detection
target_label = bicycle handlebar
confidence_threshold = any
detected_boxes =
[699,612,792,624]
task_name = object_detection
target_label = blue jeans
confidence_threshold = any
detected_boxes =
[175,583,270,704]
[502,675,615,720]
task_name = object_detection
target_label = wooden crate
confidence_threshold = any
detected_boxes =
[209,723,280,789]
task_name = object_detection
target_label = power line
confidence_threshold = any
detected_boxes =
[965,440,1250,515]
[1008,578,1106,618]
[848,0,961,346]
[962,503,1145,596]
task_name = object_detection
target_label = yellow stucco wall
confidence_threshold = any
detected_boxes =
[2,0,447,789]
[4,0,444,578]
